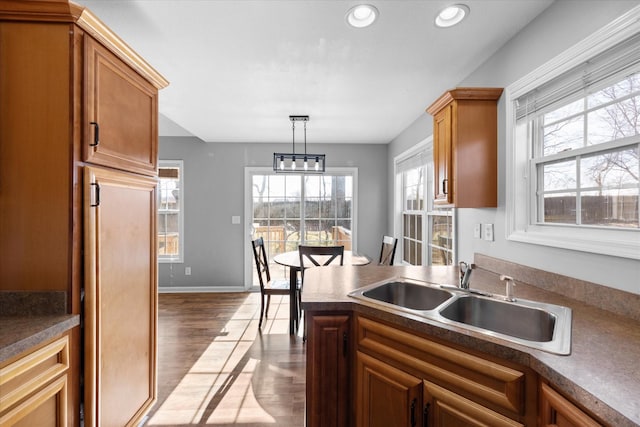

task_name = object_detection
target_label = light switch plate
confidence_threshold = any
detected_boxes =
[185,266,191,275]
[473,223,482,239]
[231,215,241,224]
[483,223,494,241]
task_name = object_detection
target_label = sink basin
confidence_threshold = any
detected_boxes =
[437,295,572,355]
[361,281,454,310]
[439,295,555,342]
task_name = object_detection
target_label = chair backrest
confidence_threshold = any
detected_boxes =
[251,237,270,289]
[298,245,344,279]
[378,235,398,266]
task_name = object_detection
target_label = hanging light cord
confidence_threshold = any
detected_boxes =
[291,120,296,154]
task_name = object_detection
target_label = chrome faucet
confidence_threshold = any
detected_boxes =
[459,262,474,289]
[500,275,516,302]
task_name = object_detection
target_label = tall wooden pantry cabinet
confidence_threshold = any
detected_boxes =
[0,1,168,425]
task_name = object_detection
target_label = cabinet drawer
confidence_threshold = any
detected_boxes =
[0,375,67,427]
[356,316,525,415]
[0,335,69,413]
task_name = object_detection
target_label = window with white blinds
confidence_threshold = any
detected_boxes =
[506,6,640,259]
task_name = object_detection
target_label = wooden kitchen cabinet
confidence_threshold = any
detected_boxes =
[539,382,602,427]
[355,315,537,426]
[426,88,503,207]
[84,167,158,427]
[0,2,168,426]
[305,313,351,427]
[356,351,422,427]
[84,36,159,176]
[0,333,71,427]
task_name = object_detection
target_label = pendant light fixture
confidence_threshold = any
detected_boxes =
[273,115,325,174]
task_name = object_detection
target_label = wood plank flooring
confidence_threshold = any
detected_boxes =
[144,292,306,427]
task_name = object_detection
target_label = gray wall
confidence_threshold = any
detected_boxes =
[159,138,388,289]
[388,0,640,294]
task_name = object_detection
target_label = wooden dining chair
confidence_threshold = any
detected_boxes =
[298,245,345,280]
[378,235,398,266]
[297,245,344,340]
[251,237,299,329]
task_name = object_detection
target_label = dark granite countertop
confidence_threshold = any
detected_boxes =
[0,315,79,364]
[0,291,79,364]
[300,264,640,427]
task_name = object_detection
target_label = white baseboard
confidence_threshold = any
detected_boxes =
[158,285,255,294]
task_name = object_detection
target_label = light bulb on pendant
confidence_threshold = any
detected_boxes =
[280,155,285,170]
[315,156,320,171]
[304,156,309,171]
[291,156,296,170]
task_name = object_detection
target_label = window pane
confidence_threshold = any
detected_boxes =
[581,190,639,228]
[270,198,285,218]
[543,193,576,224]
[543,98,584,123]
[158,162,182,261]
[285,198,300,217]
[587,72,640,108]
[542,115,584,155]
[581,147,639,188]
[588,95,640,145]
[305,198,319,218]
[542,160,576,191]
[285,175,301,197]
[268,175,285,198]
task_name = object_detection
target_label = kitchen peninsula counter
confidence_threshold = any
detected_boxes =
[300,262,640,427]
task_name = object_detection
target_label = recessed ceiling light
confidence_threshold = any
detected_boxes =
[435,4,469,28]
[346,4,379,28]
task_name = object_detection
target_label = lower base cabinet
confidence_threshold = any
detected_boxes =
[307,312,607,427]
[356,351,422,427]
[0,333,71,427]
[354,315,536,427]
[305,313,351,427]
[539,382,601,427]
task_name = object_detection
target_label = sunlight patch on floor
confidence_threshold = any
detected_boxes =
[147,293,293,425]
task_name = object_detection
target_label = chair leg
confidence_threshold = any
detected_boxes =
[259,294,265,329]
[266,295,271,319]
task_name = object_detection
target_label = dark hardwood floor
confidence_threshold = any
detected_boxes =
[144,292,306,427]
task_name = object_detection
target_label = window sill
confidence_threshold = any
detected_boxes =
[507,226,640,260]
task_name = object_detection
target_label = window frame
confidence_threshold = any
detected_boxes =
[394,138,456,266]
[505,6,640,260]
[157,160,184,263]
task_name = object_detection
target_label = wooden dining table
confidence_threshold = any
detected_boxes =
[273,250,371,334]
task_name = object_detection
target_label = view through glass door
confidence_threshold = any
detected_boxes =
[248,170,356,286]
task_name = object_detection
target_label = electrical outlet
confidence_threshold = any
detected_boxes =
[473,223,482,239]
[185,266,191,275]
[483,224,494,241]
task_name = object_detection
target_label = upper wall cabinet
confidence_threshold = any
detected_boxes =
[85,37,159,176]
[426,88,503,208]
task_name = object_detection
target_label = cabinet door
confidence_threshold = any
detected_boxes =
[84,37,159,176]
[84,167,157,427]
[356,351,422,427]
[306,314,351,427]
[423,380,522,427]
[433,105,453,205]
[539,382,601,427]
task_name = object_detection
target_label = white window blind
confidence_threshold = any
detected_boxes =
[515,32,640,121]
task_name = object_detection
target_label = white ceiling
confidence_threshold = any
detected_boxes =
[75,0,554,144]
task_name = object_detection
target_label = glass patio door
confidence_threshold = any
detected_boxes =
[248,170,355,286]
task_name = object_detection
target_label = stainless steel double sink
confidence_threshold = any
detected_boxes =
[348,278,572,355]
